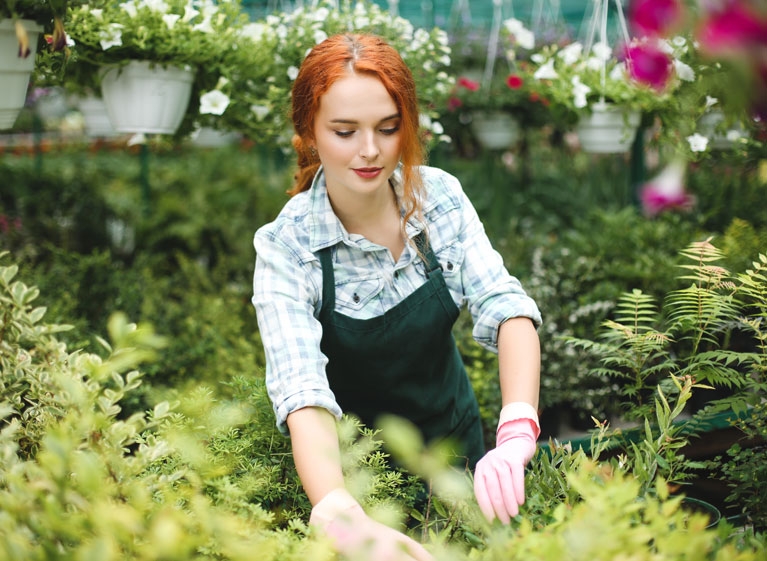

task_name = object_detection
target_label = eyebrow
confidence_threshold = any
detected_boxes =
[329,113,401,125]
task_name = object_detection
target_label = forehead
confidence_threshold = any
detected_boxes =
[317,73,398,120]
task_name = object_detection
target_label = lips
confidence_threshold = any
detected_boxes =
[353,167,383,179]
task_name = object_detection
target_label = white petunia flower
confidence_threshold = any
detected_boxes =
[313,29,328,44]
[250,105,270,121]
[120,2,138,18]
[193,16,214,33]
[705,96,718,109]
[199,90,230,115]
[91,8,103,20]
[571,76,591,109]
[558,42,583,66]
[687,133,709,152]
[673,59,695,82]
[287,66,299,80]
[182,4,199,22]
[592,41,612,61]
[609,62,626,80]
[99,24,124,50]
[533,59,558,80]
[162,14,180,29]
[142,0,169,13]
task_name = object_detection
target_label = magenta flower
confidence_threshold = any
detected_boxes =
[629,0,683,37]
[697,0,767,57]
[640,161,696,217]
[625,41,673,90]
[457,77,480,91]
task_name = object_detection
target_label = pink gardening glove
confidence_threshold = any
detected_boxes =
[310,488,433,561]
[474,402,540,524]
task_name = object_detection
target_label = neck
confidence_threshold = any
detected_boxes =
[328,182,397,235]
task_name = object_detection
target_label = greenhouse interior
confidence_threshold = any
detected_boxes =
[1,0,766,560]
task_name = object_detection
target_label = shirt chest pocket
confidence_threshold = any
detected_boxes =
[335,275,384,312]
[434,243,464,279]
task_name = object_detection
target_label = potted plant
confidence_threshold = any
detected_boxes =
[63,0,249,136]
[447,18,553,150]
[0,0,72,130]
[529,38,681,153]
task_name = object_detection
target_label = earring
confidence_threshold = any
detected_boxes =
[309,146,317,156]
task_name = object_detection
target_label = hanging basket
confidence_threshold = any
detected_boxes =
[0,19,43,130]
[576,103,640,153]
[697,109,744,150]
[471,111,521,150]
[100,60,195,134]
[77,95,117,138]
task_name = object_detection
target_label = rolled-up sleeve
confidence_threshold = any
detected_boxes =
[252,227,342,435]
[450,177,542,351]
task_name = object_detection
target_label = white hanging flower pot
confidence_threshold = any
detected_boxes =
[0,19,43,130]
[100,60,195,134]
[697,109,745,150]
[471,111,521,150]
[576,103,641,154]
[76,95,117,138]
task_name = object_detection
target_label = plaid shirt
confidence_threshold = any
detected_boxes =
[252,165,541,434]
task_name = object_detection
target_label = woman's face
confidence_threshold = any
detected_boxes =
[312,72,402,202]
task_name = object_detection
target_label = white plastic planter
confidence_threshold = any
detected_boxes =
[0,19,43,130]
[471,111,521,150]
[576,103,641,154]
[100,60,195,134]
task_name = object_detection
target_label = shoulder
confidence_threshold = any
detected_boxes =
[254,191,315,265]
[416,165,469,216]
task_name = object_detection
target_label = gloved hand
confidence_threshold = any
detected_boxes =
[474,402,541,524]
[310,488,433,561]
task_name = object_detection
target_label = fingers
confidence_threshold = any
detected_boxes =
[510,459,526,507]
[474,454,528,524]
[474,457,512,524]
[473,460,498,523]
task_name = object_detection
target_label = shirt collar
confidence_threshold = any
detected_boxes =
[307,164,423,252]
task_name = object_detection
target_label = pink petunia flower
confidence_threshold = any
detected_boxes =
[640,160,696,217]
[625,41,673,90]
[628,0,684,37]
[697,0,767,57]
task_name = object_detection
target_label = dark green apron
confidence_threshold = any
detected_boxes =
[318,232,485,470]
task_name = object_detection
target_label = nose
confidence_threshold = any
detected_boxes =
[359,131,379,161]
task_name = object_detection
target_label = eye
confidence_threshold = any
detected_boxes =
[334,130,354,138]
[380,125,400,135]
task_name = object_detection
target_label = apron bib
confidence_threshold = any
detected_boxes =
[318,232,485,470]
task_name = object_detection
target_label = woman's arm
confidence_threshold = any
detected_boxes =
[286,406,345,505]
[497,317,540,410]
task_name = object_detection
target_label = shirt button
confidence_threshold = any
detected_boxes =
[352,293,360,303]
[393,271,399,279]
[447,262,454,271]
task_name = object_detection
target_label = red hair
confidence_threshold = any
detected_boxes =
[289,33,425,226]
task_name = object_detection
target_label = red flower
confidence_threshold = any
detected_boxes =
[447,96,463,111]
[628,0,683,37]
[457,76,480,91]
[625,41,673,90]
[506,75,523,89]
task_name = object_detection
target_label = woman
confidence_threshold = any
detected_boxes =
[252,33,542,560]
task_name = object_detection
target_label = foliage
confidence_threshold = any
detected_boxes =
[220,0,455,147]
[527,39,680,126]
[63,0,250,136]
[446,19,554,128]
